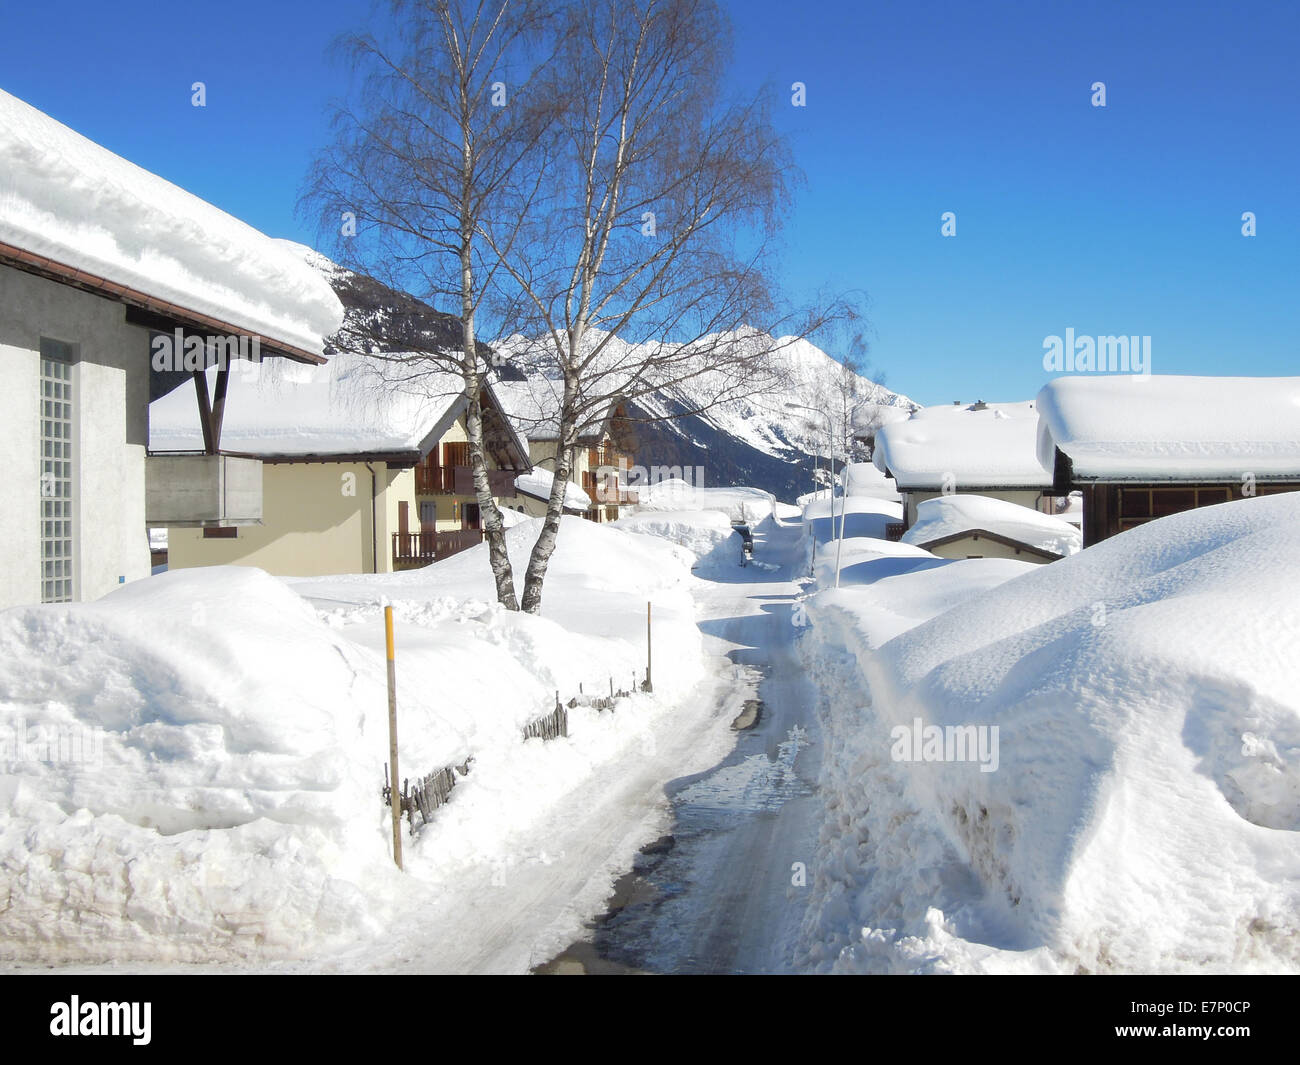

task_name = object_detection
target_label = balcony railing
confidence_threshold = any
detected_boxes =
[416,465,518,498]
[392,529,485,568]
[594,484,638,505]
[588,446,632,471]
[581,468,637,506]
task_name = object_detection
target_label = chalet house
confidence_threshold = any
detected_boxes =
[1036,375,1300,547]
[150,356,530,575]
[0,88,343,609]
[899,493,1081,564]
[494,380,639,523]
[872,401,1055,540]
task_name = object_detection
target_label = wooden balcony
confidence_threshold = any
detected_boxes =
[588,445,633,471]
[392,529,485,568]
[581,469,638,506]
[416,464,518,498]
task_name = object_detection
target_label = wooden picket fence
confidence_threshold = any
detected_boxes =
[382,759,472,835]
[383,671,650,835]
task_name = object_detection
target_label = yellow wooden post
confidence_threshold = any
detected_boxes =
[385,605,403,871]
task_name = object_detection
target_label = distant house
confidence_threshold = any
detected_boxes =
[1037,376,1300,547]
[151,356,530,575]
[900,494,1081,563]
[0,88,342,609]
[494,380,639,523]
[872,401,1055,539]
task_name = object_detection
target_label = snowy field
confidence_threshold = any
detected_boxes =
[795,491,1300,973]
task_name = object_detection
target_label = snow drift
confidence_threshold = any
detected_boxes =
[0,518,706,965]
[801,492,1300,973]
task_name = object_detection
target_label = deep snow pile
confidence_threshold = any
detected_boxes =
[0,89,341,355]
[841,462,901,502]
[0,518,705,964]
[901,494,1082,556]
[799,493,1300,973]
[612,510,741,573]
[514,468,592,512]
[802,495,903,545]
[633,479,775,523]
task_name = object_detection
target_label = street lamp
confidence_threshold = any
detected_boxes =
[787,401,847,588]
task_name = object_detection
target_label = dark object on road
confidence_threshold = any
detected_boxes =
[733,523,754,565]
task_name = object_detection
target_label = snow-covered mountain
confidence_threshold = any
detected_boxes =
[620,334,916,500]
[294,246,917,502]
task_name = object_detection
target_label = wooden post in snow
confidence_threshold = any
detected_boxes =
[385,606,403,871]
[644,601,653,693]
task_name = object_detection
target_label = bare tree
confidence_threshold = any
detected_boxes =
[306,0,557,610]
[486,0,851,613]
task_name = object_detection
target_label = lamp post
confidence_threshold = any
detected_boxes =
[787,401,846,588]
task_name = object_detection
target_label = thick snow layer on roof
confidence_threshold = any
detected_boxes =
[842,461,901,502]
[515,468,592,511]
[491,375,619,444]
[873,401,1052,489]
[0,89,343,355]
[802,495,902,544]
[803,492,1300,972]
[1037,375,1300,479]
[901,494,1082,556]
[149,354,465,456]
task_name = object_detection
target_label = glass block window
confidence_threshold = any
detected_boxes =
[39,339,76,604]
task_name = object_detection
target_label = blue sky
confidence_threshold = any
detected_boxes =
[2,0,1296,405]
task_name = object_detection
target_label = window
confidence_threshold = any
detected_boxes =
[39,339,76,603]
[203,527,238,539]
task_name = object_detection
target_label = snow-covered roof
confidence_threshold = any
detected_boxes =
[514,469,592,512]
[873,401,1052,490]
[842,461,902,502]
[901,493,1081,557]
[491,376,625,445]
[1036,375,1300,481]
[149,354,468,457]
[0,88,343,357]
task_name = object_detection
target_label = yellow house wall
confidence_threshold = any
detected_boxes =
[926,534,1055,564]
[168,460,413,576]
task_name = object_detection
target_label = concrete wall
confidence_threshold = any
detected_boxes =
[0,265,152,608]
[904,488,1044,528]
[168,459,408,576]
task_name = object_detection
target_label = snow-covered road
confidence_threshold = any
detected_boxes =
[538,518,823,974]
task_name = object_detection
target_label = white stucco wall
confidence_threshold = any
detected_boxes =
[0,265,151,608]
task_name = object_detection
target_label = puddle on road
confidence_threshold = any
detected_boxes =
[672,726,811,814]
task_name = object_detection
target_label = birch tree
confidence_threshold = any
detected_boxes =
[489,0,850,613]
[307,0,556,609]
